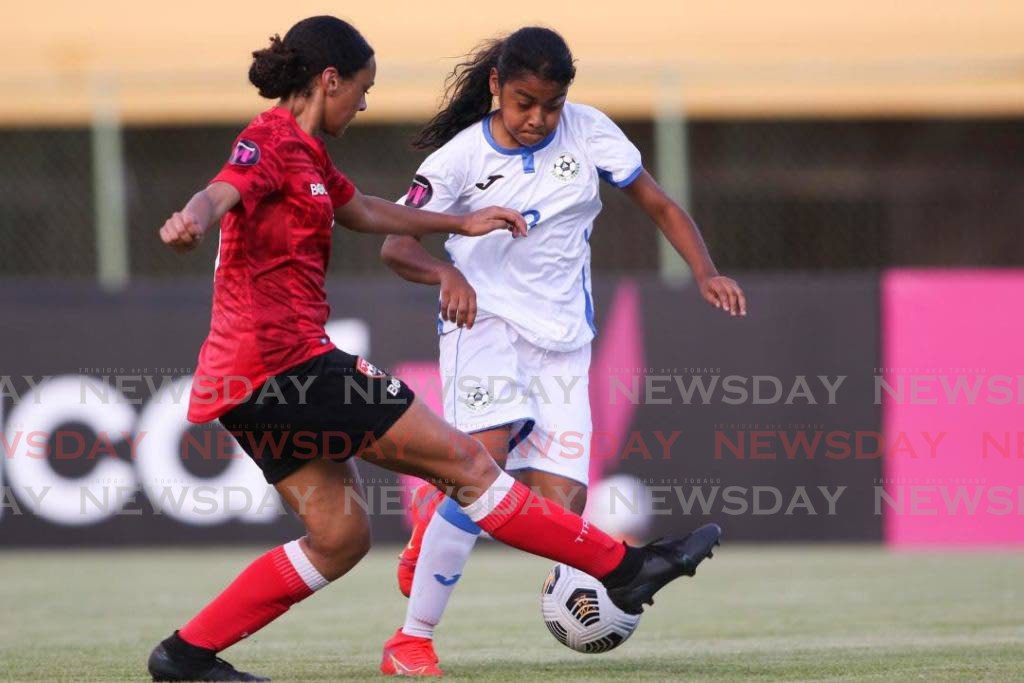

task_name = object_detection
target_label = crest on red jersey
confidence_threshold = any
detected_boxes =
[229,139,261,166]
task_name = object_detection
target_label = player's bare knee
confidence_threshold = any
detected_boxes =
[458,437,500,487]
[439,436,501,504]
[305,515,370,570]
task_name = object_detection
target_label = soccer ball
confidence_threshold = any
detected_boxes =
[540,563,641,653]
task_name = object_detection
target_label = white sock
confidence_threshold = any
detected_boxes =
[283,539,330,591]
[461,470,516,522]
[401,498,481,639]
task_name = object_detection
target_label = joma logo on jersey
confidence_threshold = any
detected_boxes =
[475,174,504,190]
[309,183,328,196]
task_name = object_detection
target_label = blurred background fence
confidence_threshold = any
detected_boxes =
[3,1,1024,283]
[4,115,1024,281]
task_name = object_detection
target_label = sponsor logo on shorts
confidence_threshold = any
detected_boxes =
[356,357,387,378]
[387,378,402,397]
[310,183,328,196]
[229,139,260,166]
[464,386,492,412]
[403,174,433,208]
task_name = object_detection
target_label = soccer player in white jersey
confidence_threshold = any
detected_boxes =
[380,27,745,675]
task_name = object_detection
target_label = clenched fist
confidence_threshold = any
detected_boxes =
[159,211,205,252]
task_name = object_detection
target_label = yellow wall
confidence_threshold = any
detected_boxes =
[4,0,1023,124]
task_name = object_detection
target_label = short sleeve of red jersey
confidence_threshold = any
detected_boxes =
[210,127,285,215]
[324,161,356,208]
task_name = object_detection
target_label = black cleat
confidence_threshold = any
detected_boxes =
[148,633,270,682]
[605,522,722,615]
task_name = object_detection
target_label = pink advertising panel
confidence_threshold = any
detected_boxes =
[882,270,1024,546]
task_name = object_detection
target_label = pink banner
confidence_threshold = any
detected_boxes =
[882,270,1024,546]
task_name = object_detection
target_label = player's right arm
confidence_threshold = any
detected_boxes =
[381,235,478,328]
[159,182,240,252]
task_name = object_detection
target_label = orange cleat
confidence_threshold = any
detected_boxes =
[397,485,444,597]
[380,628,444,677]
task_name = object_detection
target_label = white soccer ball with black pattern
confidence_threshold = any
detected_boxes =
[540,563,641,653]
[551,153,580,181]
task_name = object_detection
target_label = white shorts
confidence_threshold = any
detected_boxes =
[439,317,592,486]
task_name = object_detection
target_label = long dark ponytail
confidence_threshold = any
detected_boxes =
[412,27,575,150]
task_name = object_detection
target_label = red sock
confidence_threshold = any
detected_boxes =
[467,474,626,579]
[179,541,328,652]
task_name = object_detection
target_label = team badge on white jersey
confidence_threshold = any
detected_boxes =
[551,153,580,182]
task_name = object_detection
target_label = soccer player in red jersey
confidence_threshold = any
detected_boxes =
[148,16,721,681]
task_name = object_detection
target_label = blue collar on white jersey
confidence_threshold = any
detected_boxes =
[481,112,556,174]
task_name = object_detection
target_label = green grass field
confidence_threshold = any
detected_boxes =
[1,545,1022,681]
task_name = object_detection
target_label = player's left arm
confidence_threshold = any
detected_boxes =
[335,191,527,238]
[622,171,747,317]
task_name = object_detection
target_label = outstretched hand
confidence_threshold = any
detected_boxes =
[699,275,747,317]
[458,206,528,238]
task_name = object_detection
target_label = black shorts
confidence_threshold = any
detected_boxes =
[219,349,415,484]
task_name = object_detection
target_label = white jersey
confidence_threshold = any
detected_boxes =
[400,102,642,352]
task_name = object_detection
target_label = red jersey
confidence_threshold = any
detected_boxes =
[188,107,356,423]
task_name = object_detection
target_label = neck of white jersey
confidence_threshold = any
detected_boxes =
[481,112,557,174]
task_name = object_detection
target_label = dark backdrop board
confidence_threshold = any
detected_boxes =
[623,274,882,541]
[0,275,880,546]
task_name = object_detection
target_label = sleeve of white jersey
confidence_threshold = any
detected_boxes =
[395,144,464,212]
[586,108,644,188]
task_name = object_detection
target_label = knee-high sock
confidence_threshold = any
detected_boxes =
[462,472,627,580]
[179,540,329,652]
[402,497,481,639]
